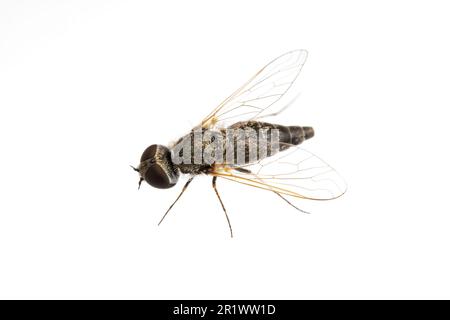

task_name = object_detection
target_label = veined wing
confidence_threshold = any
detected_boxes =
[200,50,308,129]
[211,146,347,201]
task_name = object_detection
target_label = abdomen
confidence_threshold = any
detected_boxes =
[225,121,314,164]
[172,121,315,170]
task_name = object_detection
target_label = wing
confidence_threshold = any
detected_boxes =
[200,50,308,129]
[211,146,347,201]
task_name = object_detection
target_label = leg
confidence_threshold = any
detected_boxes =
[158,177,194,226]
[274,192,310,214]
[212,177,233,238]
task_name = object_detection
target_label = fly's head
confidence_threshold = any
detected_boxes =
[132,144,179,189]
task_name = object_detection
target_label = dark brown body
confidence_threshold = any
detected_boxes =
[173,121,314,175]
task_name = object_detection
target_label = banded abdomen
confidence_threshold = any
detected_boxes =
[173,121,314,173]
[225,121,314,164]
[243,121,314,146]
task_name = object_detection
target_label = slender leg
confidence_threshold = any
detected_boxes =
[212,177,233,238]
[273,192,310,214]
[158,177,194,226]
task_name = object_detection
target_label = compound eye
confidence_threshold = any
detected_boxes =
[140,145,158,162]
[144,164,174,189]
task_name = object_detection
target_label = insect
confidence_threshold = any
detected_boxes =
[132,50,346,237]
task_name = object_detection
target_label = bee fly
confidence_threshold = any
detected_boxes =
[132,50,346,237]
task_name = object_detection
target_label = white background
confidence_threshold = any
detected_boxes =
[1,0,449,299]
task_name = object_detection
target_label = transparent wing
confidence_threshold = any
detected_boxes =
[211,146,347,200]
[200,50,308,129]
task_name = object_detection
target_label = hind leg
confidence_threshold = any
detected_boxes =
[212,177,233,238]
